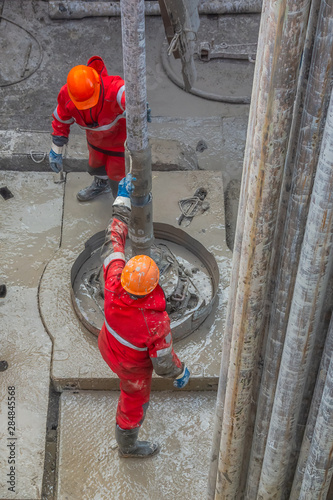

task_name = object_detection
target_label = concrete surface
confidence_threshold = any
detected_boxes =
[0,171,64,287]
[0,1,255,191]
[0,172,63,499]
[0,130,200,173]
[56,390,216,500]
[39,170,231,392]
[0,115,247,196]
[0,2,254,129]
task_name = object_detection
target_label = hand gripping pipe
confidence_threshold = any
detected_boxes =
[120,0,153,257]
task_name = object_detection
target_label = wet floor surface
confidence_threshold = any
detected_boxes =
[40,171,230,393]
[0,172,62,499]
[57,391,217,500]
[0,170,229,499]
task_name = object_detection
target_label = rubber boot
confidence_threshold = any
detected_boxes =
[115,425,160,458]
[76,176,111,202]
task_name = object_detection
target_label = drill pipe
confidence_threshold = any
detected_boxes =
[211,0,312,496]
[120,0,153,256]
[49,0,263,19]
[125,145,153,257]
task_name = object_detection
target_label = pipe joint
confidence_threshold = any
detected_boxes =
[131,192,152,207]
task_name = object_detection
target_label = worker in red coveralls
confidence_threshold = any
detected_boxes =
[49,56,126,202]
[98,174,190,458]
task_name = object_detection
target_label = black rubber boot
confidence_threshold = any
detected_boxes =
[76,177,111,202]
[115,425,160,458]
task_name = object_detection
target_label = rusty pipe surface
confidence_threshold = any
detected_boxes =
[49,0,263,19]
[291,308,333,498]
[290,252,333,497]
[258,86,333,498]
[213,0,311,496]
[245,0,333,496]
[120,0,153,256]
[207,23,260,496]
[297,313,333,498]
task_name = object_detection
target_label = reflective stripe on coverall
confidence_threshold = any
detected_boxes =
[98,215,183,429]
[51,55,126,181]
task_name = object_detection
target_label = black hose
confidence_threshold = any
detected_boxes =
[0,16,43,87]
[160,42,251,104]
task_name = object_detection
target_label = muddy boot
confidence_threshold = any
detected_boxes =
[76,176,111,202]
[115,425,160,458]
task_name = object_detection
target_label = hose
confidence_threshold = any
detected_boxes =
[0,16,43,87]
[161,41,251,104]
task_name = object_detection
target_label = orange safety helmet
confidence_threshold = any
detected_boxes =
[67,65,100,110]
[121,255,160,296]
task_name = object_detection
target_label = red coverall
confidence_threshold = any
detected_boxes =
[98,214,183,430]
[51,56,126,181]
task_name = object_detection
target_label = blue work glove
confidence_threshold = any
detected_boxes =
[117,173,136,198]
[173,365,190,389]
[49,148,63,173]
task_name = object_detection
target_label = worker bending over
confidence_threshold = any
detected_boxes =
[49,56,126,202]
[98,174,190,458]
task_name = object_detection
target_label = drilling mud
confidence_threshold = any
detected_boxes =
[71,223,219,342]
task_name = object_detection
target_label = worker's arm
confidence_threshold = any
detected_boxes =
[51,85,74,144]
[49,86,75,172]
[148,318,190,387]
[101,175,134,281]
[113,76,126,112]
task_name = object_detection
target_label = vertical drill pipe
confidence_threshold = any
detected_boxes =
[290,246,333,496]
[213,0,311,496]
[258,86,333,498]
[291,312,333,498]
[245,0,333,496]
[120,0,153,256]
[207,16,261,495]
[298,336,333,499]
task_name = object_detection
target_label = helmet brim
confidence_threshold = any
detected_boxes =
[68,83,100,110]
[122,282,158,296]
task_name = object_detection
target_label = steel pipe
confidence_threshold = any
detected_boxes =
[120,0,153,256]
[291,309,333,498]
[258,86,333,498]
[212,0,311,496]
[245,0,333,495]
[299,338,333,498]
[49,0,263,19]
